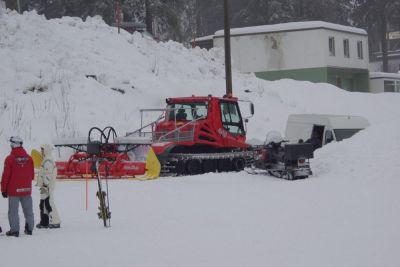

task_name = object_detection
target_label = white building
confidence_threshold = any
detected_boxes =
[211,21,370,92]
[369,72,400,93]
[0,0,5,9]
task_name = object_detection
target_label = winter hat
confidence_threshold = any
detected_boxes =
[9,136,23,148]
[40,144,54,158]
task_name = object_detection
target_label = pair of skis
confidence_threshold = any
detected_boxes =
[93,160,111,227]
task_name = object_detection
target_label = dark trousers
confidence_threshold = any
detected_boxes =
[39,197,52,226]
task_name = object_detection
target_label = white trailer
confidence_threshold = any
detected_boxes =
[284,114,370,146]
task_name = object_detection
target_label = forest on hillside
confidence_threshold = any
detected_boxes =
[7,0,400,64]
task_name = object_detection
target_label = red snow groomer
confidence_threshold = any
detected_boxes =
[54,95,254,179]
[127,95,256,176]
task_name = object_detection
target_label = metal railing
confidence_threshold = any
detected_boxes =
[126,109,166,138]
[155,116,205,143]
[126,107,205,143]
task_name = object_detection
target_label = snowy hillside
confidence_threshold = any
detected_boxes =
[2,9,400,151]
[1,9,400,267]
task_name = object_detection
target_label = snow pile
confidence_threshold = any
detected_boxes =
[0,9,226,146]
[313,119,400,180]
[0,9,400,267]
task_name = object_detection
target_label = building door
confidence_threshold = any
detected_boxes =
[342,78,354,91]
[336,76,342,88]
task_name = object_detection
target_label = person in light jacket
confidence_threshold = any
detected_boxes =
[36,144,61,229]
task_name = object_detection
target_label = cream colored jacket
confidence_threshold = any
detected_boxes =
[37,144,57,200]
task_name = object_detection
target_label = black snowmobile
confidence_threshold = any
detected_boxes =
[253,132,314,180]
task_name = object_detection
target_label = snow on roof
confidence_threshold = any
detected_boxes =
[190,35,214,43]
[290,114,366,118]
[214,21,367,37]
[370,72,400,80]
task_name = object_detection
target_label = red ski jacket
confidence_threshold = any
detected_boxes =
[1,147,34,197]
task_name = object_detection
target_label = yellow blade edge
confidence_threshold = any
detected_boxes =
[135,147,161,180]
[31,149,43,169]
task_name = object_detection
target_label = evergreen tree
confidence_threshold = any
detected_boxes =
[284,0,351,24]
[353,0,400,72]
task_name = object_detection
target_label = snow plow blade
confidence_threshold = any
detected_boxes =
[136,147,161,180]
[53,134,154,179]
[31,149,42,169]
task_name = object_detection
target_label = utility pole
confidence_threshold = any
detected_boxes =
[379,6,389,72]
[116,0,121,34]
[224,0,232,97]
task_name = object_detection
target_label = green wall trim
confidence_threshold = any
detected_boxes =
[255,67,369,92]
[255,67,328,83]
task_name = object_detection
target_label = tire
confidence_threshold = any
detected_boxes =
[217,159,231,172]
[202,159,217,173]
[232,158,245,172]
[186,159,202,175]
[175,160,186,175]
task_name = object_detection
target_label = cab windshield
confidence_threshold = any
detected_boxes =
[220,101,245,135]
[167,102,208,121]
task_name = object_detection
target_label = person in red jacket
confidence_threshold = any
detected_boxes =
[1,136,35,237]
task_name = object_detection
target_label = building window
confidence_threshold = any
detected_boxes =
[329,37,335,56]
[384,80,395,92]
[343,39,350,58]
[357,41,363,59]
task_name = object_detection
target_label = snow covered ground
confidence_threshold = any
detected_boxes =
[2,174,400,267]
[0,8,400,267]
